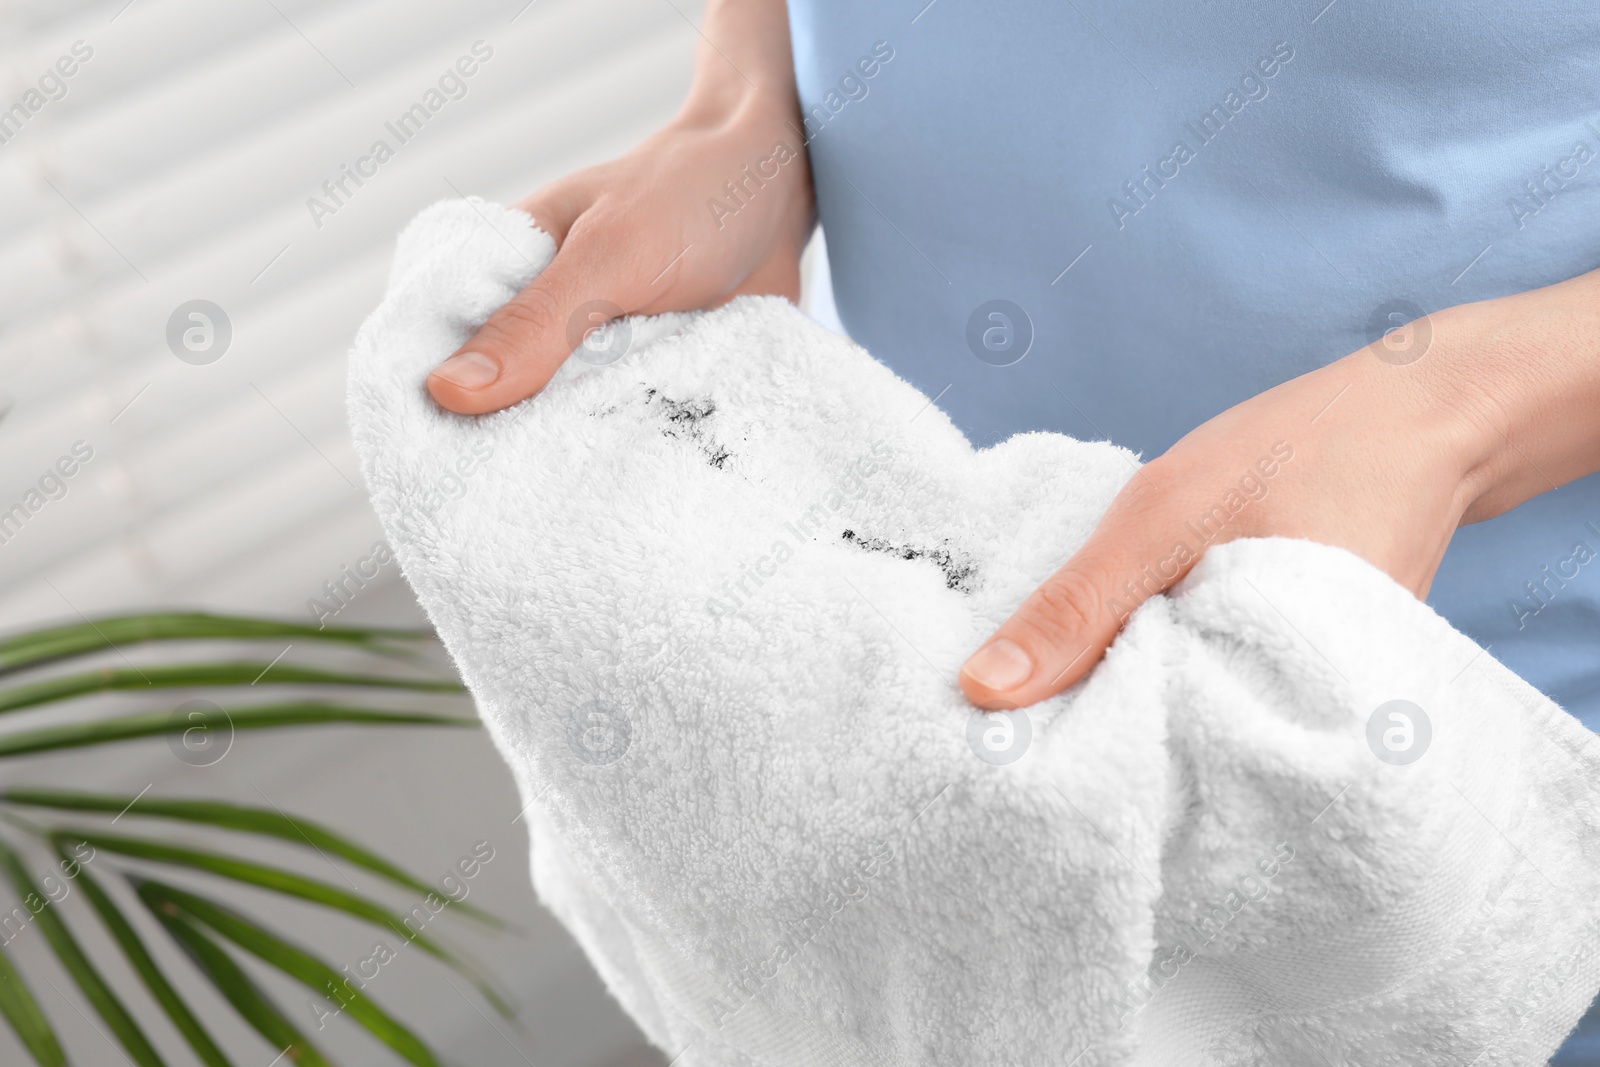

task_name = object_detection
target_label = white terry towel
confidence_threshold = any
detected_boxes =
[349,199,1600,1066]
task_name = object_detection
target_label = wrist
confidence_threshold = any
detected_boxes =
[675,68,801,141]
[1393,274,1600,523]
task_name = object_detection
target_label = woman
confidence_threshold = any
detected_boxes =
[424,0,1600,1055]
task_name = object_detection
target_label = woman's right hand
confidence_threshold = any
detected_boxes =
[427,0,812,414]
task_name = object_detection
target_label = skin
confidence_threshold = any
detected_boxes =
[429,2,1600,711]
[426,0,812,413]
[960,276,1600,708]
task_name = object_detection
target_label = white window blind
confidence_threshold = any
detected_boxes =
[0,0,699,631]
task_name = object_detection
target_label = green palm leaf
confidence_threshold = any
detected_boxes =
[0,613,430,680]
[0,702,474,760]
[1,790,503,929]
[49,829,513,1018]
[0,610,511,1065]
[137,880,441,1067]
[0,940,65,1067]
[0,662,463,715]
[0,838,164,1066]
[145,897,331,1067]
[62,848,232,1067]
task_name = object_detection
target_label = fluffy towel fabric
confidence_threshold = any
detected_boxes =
[349,199,1600,1066]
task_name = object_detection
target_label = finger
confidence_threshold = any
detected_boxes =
[428,213,647,415]
[960,474,1192,709]
[511,186,585,246]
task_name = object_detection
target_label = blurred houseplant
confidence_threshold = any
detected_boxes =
[0,612,510,1066]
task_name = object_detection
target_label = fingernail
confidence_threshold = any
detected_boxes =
[430,351,500,389]
[961,638,1034,692]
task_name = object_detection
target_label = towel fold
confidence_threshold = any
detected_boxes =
[348,199,1600,1066]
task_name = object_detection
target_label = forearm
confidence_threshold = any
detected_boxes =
[677,0,802,128]
[1409,270,1600,523]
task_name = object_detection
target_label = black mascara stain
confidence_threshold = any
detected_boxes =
[840,529,977,593]
[644,388,732,469]
[647,388,715,427]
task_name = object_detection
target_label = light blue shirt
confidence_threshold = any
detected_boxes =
[787,0,1600,743]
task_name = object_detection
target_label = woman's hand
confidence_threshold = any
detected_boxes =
[428,0,811,415]
[960,271,1600,709]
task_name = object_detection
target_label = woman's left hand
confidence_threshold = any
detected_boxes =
[958,272,1600,709]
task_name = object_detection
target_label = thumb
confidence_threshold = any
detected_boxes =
[959,484,1192,709]
[427,212,652,415]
